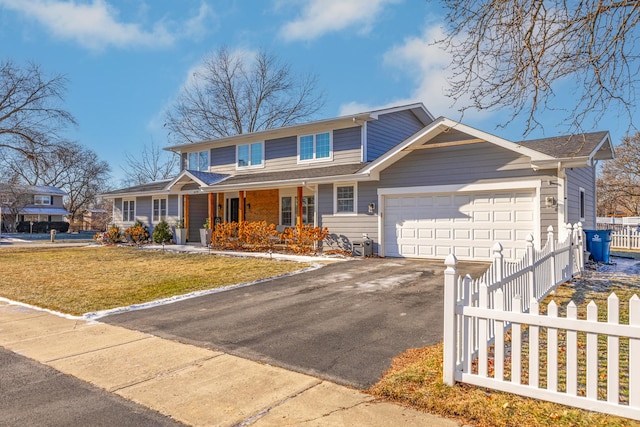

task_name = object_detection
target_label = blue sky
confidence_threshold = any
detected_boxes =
[0,0,634,185]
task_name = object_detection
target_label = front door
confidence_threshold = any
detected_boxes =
[228,198,239,222]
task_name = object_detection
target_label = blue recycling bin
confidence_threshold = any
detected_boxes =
[584,229,612,263]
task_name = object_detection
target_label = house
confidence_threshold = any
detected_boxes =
[0,184,70,233]
[102,103,614,261]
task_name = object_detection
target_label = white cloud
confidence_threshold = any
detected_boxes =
[280,0,399,42]
[340,24,492,122]
[0,0,213,51]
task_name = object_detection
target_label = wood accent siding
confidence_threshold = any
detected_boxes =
[566,166,596,229]
[366,110,425,161]
[245,189,279,224]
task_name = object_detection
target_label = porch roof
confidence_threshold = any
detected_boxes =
[204,163,370,190]
[20,207,70,216]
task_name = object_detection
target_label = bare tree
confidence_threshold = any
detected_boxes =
[0,177,33,232]
[1,141,111,225]
[166,47,325,144]
[0,60,76,157]
[597,132,640,216]
[441,0,640,134]
[121,140,179,186]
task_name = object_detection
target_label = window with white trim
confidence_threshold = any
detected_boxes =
[334,183,357,214]
[237,142,264,168]
[298,132,332,162]
[188,151,209,171]
[122,200,135,222]
[579,187,586,221]
[153,198,167,223]
[34,195,52,205]
[281,196,292,226]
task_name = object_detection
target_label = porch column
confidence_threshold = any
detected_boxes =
[184,195,190,241]
[239,191,245,224]
[297,186,303,228]
[217,192,224,222]
[208,193,215,228]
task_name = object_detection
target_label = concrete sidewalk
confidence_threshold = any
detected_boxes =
[0,301,459,426]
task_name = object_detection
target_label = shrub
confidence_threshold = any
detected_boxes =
[238,221,278,251]
[152,220,173,244]
[281,224,329,254]
[211,221,239,250]
[125,221,149,244]
[94,224,123,245]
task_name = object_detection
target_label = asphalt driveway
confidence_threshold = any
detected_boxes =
[102,257,488,389]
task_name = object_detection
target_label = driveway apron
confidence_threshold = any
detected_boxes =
[102,258,488,389]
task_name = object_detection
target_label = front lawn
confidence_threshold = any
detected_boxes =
[0,247,311,316]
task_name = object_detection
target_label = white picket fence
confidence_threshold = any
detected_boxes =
[610,229,640,250]
[443,223,640,421]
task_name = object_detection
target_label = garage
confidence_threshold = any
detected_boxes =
[383,190,536,261]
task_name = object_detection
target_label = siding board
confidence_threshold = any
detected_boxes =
[367,110,425,161]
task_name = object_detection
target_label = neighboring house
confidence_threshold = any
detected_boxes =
[0,184,70,232]
[102,103,614,261]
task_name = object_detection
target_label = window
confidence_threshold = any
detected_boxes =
[298,132,332,162]
[188,151,209,171]
[281,197,292,226]
[281,196,315,226]
[335,184,356,214]
[34,195,51,205]
[237,142,263,168]
[302,196,314,225]
[153,198,167,222]
[123,200,135,222]
[579,187,586,221]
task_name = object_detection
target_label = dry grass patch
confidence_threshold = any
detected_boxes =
[370,270,640,427]
[0,246,310,316]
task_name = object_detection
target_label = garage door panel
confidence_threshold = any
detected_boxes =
[384,190,535,261]
[473,211,492,222]
[493,211,513,222]
[473,229,491,240]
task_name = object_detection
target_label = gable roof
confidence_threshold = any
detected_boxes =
[100,179,172,198]
[518,131,614,168]
[0,184,67,196]
[164,170,228,191]
[165,103,433,152]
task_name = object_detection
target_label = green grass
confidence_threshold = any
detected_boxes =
[0,246,311,315]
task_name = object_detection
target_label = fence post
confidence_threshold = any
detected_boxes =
[576,222,584,271]
[526,234,535,303]
[492,240,503,283]
[566,223,574,277]
[548,225,556,288]
[443,253,459,386]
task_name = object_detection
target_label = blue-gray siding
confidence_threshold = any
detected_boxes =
[566,166,597,229]
[187,194,208,243]
[366,110,426,161]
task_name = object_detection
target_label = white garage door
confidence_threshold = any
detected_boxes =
[384,191,536,261]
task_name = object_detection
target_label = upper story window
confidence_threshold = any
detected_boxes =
[298,132,332,163]
[123,200,135,222]
[237,142,264,169]
[34,195,52,206]
[188,151,209,172]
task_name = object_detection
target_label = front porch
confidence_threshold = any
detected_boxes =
[178,187,316,243]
